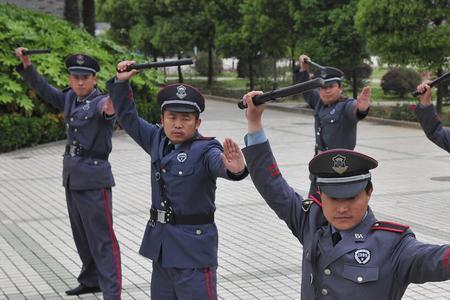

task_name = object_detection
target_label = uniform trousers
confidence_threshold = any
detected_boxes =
[151,260,217,300]
[65,187,122,300]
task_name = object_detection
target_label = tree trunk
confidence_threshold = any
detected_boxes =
[273,56,278,90]
[64,0,80,26]
[207,43,213,87]
[291,47,296,84]
[82,0,96,36]
[352,69,357,99]
[178,54,184,83]
[248,54,254,91]
[436,67,443,114]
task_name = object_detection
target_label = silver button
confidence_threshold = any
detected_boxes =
[66,124,69,128]
[195,229,202,235]
[162,169,166,173]
[161,202,165,207]
[330,119,334,123]
[72,140,77,145]
[178,171,183,175]
[324,269,331,276]
[321,289,328,296]
[74,128,78,132]
[70,117,74,121]
[94,161,98,165]
[357,276,363,283]
[84,116,88,119]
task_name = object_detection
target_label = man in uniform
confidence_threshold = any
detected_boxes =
[15,48,121,300]
[107,60,248,299]
[237,91,450,299]
[414,81,450,152]
[294,54,371,195]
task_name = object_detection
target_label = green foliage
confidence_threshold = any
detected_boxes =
[380,68,421,98]
[370,105,418,122]
[0,113,65,153]
[0,3,162,115]
[136,100,161,124]
[355,0,450,69]
[195,51,223,77]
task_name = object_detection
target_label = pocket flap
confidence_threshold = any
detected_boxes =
[343,264,379,284]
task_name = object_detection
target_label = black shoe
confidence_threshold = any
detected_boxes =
[65,284,101,296]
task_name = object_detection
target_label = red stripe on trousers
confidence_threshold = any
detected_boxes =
[443,248,450,269]
[204,268,213,300]
[102,188,122,299]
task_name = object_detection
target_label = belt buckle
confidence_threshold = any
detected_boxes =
[157,209,166,223]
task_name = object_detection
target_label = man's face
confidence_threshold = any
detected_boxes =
[319,82,342,105]
[161,110,201,144]
[68,73,97,98]
[321,188,372,231]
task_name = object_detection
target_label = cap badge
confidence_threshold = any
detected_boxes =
[177,152,187,163]
[176,85,187,99]
[354,249,371,264]
[76,55,85,65]
[332,154,348,174]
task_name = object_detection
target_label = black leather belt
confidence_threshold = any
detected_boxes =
[149,208,214,225]
[64,145,109,160]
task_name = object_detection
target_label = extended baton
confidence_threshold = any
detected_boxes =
[22,49,51,55]
[304,58,325,71]
[412,71,450,97]
[118,58,194,72]
[237,77,324,109]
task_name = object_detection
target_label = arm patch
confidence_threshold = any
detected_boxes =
[371,221,410,233]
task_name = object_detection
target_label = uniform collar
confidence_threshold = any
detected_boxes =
[76,88,98,103]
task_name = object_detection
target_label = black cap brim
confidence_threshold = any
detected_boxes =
[163,104,198,113]
[319,179,368,199]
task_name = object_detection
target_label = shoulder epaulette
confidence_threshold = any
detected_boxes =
[302,193,322,212]
[371,221,410,233]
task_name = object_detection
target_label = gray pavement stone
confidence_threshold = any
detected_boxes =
[0,98,449,299]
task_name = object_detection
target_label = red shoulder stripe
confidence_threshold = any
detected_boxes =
[443,248,450,269]
[371,221,410,233]
[309,194,322,208]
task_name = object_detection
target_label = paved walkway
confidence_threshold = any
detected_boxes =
[1,98,450,299]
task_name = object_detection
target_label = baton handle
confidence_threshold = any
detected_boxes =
[118,58,194,72]
[412,71,450,97]
[238,78,324,109]
[22,49,51,55]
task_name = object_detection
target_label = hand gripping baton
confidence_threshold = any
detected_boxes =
[118,58,194,72]
[237,77,324,109]
[412,71,450,97]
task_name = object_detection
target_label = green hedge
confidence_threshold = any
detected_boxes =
[0,3,164,153]
[0,113,65,152]
[0,3,162,115]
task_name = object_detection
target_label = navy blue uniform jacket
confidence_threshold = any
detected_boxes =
[243,140,450,299]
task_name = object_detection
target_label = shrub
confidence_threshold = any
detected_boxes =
[380,68,421,98]
[194,51,223,77]
[0,3,162,116]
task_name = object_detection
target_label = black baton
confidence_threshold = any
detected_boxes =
[305,58,326,71]
[22,49,51,55]
[412,71,450,97]
[118,58,194,72]
[238,77,324,109]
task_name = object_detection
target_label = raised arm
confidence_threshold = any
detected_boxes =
[294,54,320,109]
[414,82,450,152]
[241,91,307,237]
[15,47,65,111]
[106,60,158,154]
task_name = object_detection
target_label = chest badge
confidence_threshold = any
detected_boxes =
[177,152,187,162]
[354,249,371,264]
[82,101,91,111]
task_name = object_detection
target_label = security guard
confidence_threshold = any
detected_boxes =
[15,48,121,300]
[239,91,450,299]
[414,81,450,151]
[107,60,248,299]
[294,54,371,196]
